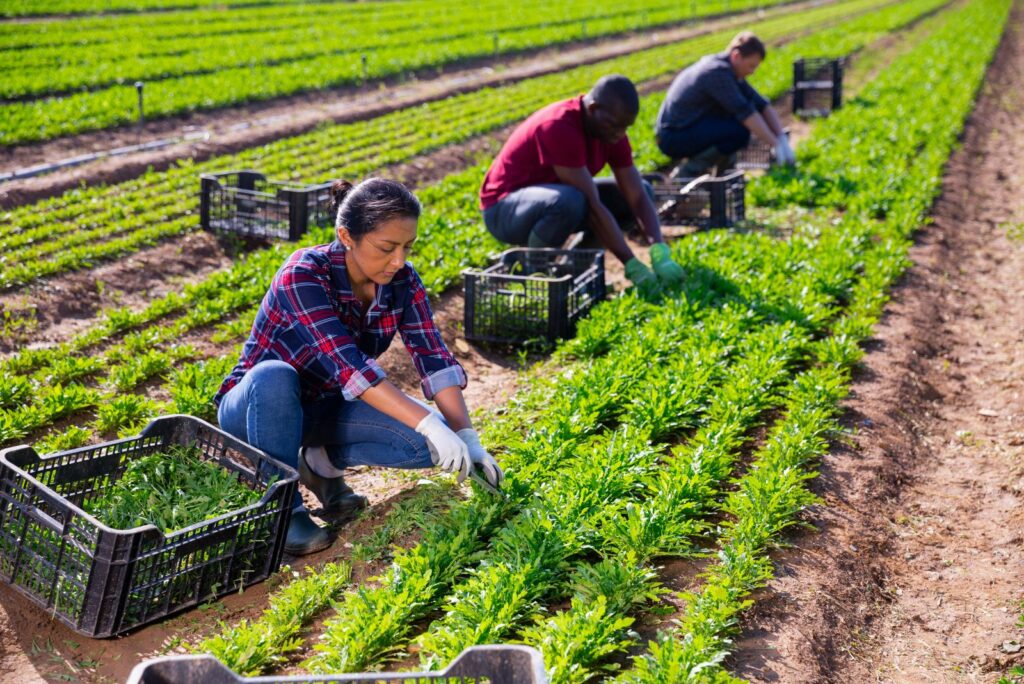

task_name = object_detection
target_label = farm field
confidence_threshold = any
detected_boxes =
[1,0,1023,683]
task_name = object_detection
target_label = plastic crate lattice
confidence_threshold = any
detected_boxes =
[0,415,297,637]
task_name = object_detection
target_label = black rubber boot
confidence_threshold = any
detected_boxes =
[672,146,733,178]
[298,447,370,519]
[284,510,334,556]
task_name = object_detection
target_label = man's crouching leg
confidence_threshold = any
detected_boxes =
[484,184,586,248]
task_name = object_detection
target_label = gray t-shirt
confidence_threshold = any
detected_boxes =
[656,52,769,132]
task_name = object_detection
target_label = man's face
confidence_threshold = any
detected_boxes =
[730,50,763,79]
[588,100,636,145]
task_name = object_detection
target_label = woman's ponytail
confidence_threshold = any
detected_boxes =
[329,179,355,216]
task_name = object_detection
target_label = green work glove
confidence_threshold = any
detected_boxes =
[649,242,685,286]
[624,257,661,299]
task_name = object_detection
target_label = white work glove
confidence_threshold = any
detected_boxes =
[775,133,797,166]
[415,413,471,483]
[456,428,504,487]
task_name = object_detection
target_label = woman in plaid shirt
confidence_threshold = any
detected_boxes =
[215,178,503,555]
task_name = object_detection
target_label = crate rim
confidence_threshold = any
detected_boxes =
[126,645,548,683]
[460,247,604,283]
[0,414,298,540]
[200,170,335,194]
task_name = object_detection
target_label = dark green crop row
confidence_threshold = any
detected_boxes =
[0,0,789,145]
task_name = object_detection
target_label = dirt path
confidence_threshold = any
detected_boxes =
[0,0,826,209]
[730,8,1024,683]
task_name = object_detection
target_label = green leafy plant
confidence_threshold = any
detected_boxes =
[83,444,262,533]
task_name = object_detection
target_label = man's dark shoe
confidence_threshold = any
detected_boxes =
[284,510,334,555]
[298,447,369,519]
[674,146,732,178]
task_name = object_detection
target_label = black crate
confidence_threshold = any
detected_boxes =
[0,415,297,638]
[793,56,848,117]
[127,646,548,683]
[652,170,746,229]
[200,170,335,241]
[463,249,606,345]
[736,126,792,170]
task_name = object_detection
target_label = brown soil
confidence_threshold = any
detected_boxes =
[0,230,231,355]
[0,0,828,210]
[730,9,1024,683]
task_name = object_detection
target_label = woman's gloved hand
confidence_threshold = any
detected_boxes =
[624,257,662,299]
[456,428,504,487]
[648,242,685,285]
[415,413,471,482]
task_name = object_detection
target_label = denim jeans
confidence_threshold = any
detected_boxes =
[657,116,752,159]
[217,360,434,511]
[482,177,654,248]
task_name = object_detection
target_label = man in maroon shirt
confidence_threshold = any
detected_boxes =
[480,75,685,294]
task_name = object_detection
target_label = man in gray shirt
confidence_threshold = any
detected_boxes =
[655,32,795,177]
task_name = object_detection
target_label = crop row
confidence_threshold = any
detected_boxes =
[0,0,792,145]
[616,0,1009,677]
[1,0,778,98]
[0,0,911,290]
[0,0,945,463]
[179,0,1009,677]
[1,0,333,19]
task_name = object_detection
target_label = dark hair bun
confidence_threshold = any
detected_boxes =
[329,179,354,214]
[333,177,421,239]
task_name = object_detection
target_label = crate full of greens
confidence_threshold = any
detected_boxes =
[0,415,297,638]
[463,248,606,346]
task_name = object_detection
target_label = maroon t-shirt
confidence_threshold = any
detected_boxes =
[479,95,634,210]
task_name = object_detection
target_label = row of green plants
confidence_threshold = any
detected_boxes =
[0,0,327,18]
[2,0,783,99]
[0,0,789,144]
[0,0,885,282]
[614,0,1011,677]
[182,0,1008,677]
[0,0,944,463]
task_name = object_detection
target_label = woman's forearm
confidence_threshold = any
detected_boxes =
[359,380,431,428]
[431,386,472,432]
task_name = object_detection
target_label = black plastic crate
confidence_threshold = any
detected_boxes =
[651,170,746,229]
[200,170,335,241]
[0,415,297,638]
[793,56,848,117]
[127,646,547,683]
[736,126,792,170]
[463,249,606,345]
[736,136,774,170]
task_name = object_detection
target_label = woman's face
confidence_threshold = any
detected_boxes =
[339,216,418,286]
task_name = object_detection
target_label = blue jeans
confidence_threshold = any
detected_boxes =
[657,116,752,159]
[217,360,434,511]
[483,177,654,248]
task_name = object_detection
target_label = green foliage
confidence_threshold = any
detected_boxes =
[83,444,262,533]
[193,562,351,676]
[0,0,792,142]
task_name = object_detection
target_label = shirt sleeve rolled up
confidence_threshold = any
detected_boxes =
[277,261,388,401]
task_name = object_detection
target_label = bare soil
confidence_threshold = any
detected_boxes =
[730,8,1024,683]
[0,0,827,209]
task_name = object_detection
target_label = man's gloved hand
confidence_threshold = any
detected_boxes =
[649,242,685,286]
[624,257,662,298]
[415,413,471,483]
[775,132,797,166]
[456,428,504,488]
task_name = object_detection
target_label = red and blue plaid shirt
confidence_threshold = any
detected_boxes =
[215,241,466,406]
